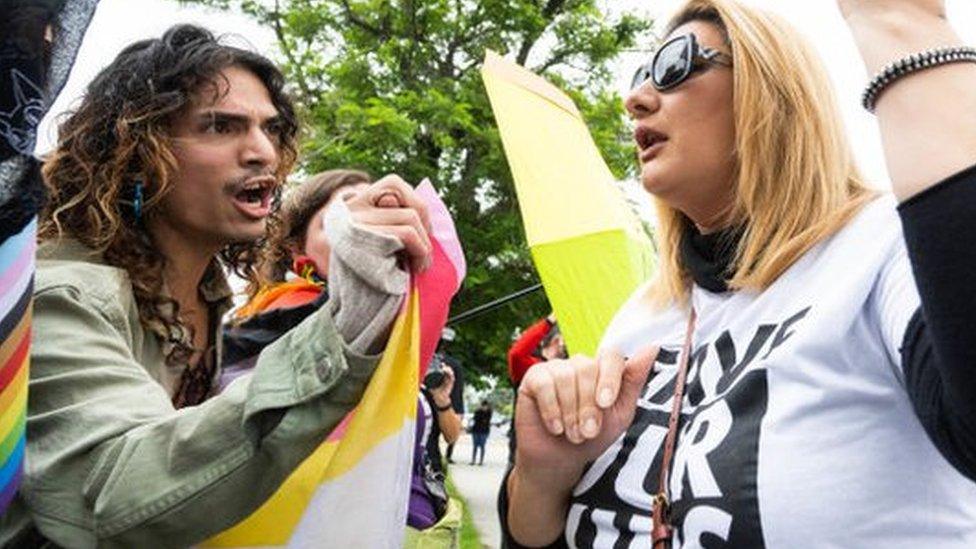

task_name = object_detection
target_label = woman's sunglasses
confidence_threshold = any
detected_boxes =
[631,33,733,91]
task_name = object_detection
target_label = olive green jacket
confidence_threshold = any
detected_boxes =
[0,239,387,548]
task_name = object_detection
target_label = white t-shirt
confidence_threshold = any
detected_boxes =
[565,196,976,548]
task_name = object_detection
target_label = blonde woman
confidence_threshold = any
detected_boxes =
[503,0,976,547]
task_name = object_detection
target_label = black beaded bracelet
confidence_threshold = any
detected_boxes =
[862,45,976,113]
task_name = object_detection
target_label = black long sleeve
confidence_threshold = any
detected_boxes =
[898,163,976,480]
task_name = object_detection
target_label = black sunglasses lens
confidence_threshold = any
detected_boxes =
[654,37,691,89]
[631,65,653,89]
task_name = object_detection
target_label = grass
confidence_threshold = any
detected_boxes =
[446,473,483,549]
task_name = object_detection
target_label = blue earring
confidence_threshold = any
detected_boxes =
[133,181,144,221]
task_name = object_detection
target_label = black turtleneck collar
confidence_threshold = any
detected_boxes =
[679,220,744,293]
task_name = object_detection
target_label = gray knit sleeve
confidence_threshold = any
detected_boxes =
[322,198,409,355]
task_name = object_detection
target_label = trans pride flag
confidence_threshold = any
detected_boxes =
[0,220,33,513]
[205,179,465,547]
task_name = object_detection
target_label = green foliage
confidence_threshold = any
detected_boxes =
[445,474,481,548]
[181,0,651,383]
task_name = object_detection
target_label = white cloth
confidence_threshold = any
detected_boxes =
[565,196,976,548]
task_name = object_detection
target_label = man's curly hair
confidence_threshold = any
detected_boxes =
[40,24,299,362]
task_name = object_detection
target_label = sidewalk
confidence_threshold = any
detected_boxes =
[446,428,508,548]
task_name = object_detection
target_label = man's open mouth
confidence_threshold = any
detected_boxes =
[230,176,277,219]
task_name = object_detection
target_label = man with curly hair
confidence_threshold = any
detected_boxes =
[0,24,432,547]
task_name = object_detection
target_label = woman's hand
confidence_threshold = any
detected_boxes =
[514,348,657,480]
[343,174,432,272]
[506,347,657,546]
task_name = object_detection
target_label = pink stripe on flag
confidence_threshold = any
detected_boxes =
[416,240,459,374]
[0,239,35,301]
[0,271,31,329]
[416,180,466,281]
[414,180,465,374]
[0,219,36,273]
[325,410,356,443]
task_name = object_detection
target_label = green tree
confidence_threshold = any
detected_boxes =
[182,0,651,384]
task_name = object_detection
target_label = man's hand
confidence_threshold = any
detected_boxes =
[343,174,432,272]
[514,347,657,485]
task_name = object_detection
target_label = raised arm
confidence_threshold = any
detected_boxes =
[840,0,976,199]
[841,0,976,481]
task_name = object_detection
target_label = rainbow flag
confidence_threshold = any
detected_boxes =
[481,51,655,356]
[0,0,99,517]
[205,179,465,547]
[0,219,34,514]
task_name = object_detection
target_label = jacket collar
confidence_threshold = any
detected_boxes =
[38,237,234,308]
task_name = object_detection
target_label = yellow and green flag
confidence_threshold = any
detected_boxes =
[481,51,655,355]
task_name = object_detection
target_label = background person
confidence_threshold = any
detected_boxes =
[422,353,465,473]
[470,400,493,466]
[432,346,466,466]
[0,0,99,523]
[507,314,567,388]
[221,168,375,382]
[407,360,464,548]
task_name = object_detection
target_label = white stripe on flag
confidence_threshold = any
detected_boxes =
[288,416,416,548]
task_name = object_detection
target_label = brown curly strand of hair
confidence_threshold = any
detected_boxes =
[40,24,299,363]
[252,169,373,295]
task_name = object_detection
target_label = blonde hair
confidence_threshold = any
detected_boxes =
[650,0,876,307]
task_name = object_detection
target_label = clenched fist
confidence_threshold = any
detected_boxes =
[343,174,432,272]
